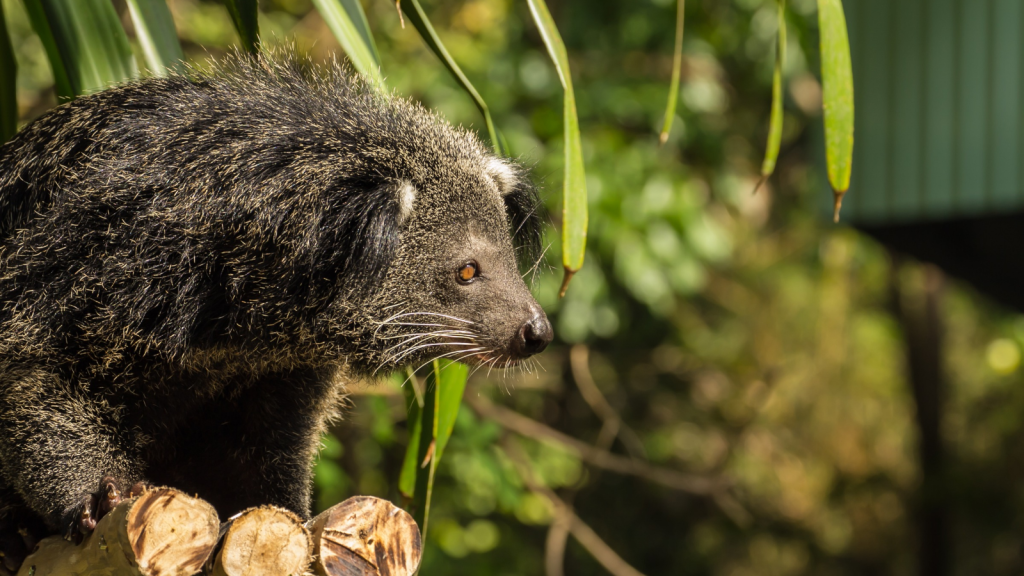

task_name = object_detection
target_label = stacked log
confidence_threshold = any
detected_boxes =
[14,491,421,576]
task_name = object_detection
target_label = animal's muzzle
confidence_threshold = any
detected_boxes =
[513,305,553,358]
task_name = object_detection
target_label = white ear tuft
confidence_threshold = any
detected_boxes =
[485,158,518,196]
[398,181,417,223]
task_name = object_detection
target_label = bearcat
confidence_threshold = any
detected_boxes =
[0,49,551,571]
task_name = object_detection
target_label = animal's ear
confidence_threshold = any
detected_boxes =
[397,180,417,224]
[308,178,405,297]
[500,169,544,273]
[485,158,519,197]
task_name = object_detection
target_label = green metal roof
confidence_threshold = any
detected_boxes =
[826,0,1024,224]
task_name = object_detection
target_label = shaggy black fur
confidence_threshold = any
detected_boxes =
[0,49,549,565]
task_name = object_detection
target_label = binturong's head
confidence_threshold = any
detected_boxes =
[258,55,554,375]
[369,154,553,373]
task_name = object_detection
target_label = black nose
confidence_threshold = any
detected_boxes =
[516,310,553,357]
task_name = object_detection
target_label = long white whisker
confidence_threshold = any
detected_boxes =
[383,334,476,356]
[377,329,475,340]
[390,341,479,365]
[522,242,553,281]
[376,312,474,325]
[375,322,467,335]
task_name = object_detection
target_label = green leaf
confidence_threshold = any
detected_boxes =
[24,0,137,98]
[21,0,75,101]
[125,0,184,76]
[224,0,259,55]
[409,365,437,535]
[433,359,468,464]
[311,0,382,84]
[398,373,423,500]
[0,2,17,143]
[659,0,684,145]
[756,0,786,193]
[817,0,854,222]
[525,0,587,297]
[399,0,503,155]
[407,359,469,538]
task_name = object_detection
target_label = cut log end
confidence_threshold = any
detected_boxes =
[17,487,219,576]
[14,493,421,576]
[308,496,422,576]
[210,506,311,576]
[127,488,221,576]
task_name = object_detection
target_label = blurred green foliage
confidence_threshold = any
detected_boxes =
[5,0,1024,574]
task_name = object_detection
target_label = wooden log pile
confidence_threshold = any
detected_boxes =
[14,488,422,576]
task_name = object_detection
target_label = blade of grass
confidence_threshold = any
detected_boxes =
[340,0,378,61]
[659,0,684,145]
[755,0,786,194]
[399,0,503,155]
[432,359,468,464]
[817,0,854,221]
[526,0,587,297]
[408,359,468,539]
[25,0,138,97]
[224,0,259,55]
[311,0,382,84]
[0,1,16,142]
[410,362,438,535]
[398,373,423,500]
[125,0,185,76]
[21,0,73,100]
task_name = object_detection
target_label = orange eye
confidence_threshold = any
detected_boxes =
[457,262,478,284]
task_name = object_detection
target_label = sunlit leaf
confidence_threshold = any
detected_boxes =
[817,0,854,221]
[398,373,422,500]
[399,0,503,154]
[0,2,16,143]
[125,0,184,76]
[409,365,437,535]
[311,0,382,84]
[756,0,786,193]
[21,1,72,101]
[407,359,468,538]
[525,0,587,297]
[659,0,685,145]
[23,0,137,97]
[433,359,468,464]
[224,0,259,55]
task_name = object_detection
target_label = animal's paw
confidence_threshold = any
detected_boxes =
[62,477,149,543]
[0,509,47,576]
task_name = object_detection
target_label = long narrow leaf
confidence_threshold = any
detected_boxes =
[526,0,587,297]
[21,0,72,100]
[399,0,503,155]
[340,0,378,61]
[24,0,136,98]
[224,0,259,55]
[817,0,854,221]
[756,0,786,193]
[408,359,468,538]
[125,0,184,76]
[0,2,17,142]
[659,0,684,145]
[410,364,438,535]
[398,374,423,499]
[433,359,468,464]
[311,0,382,84]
